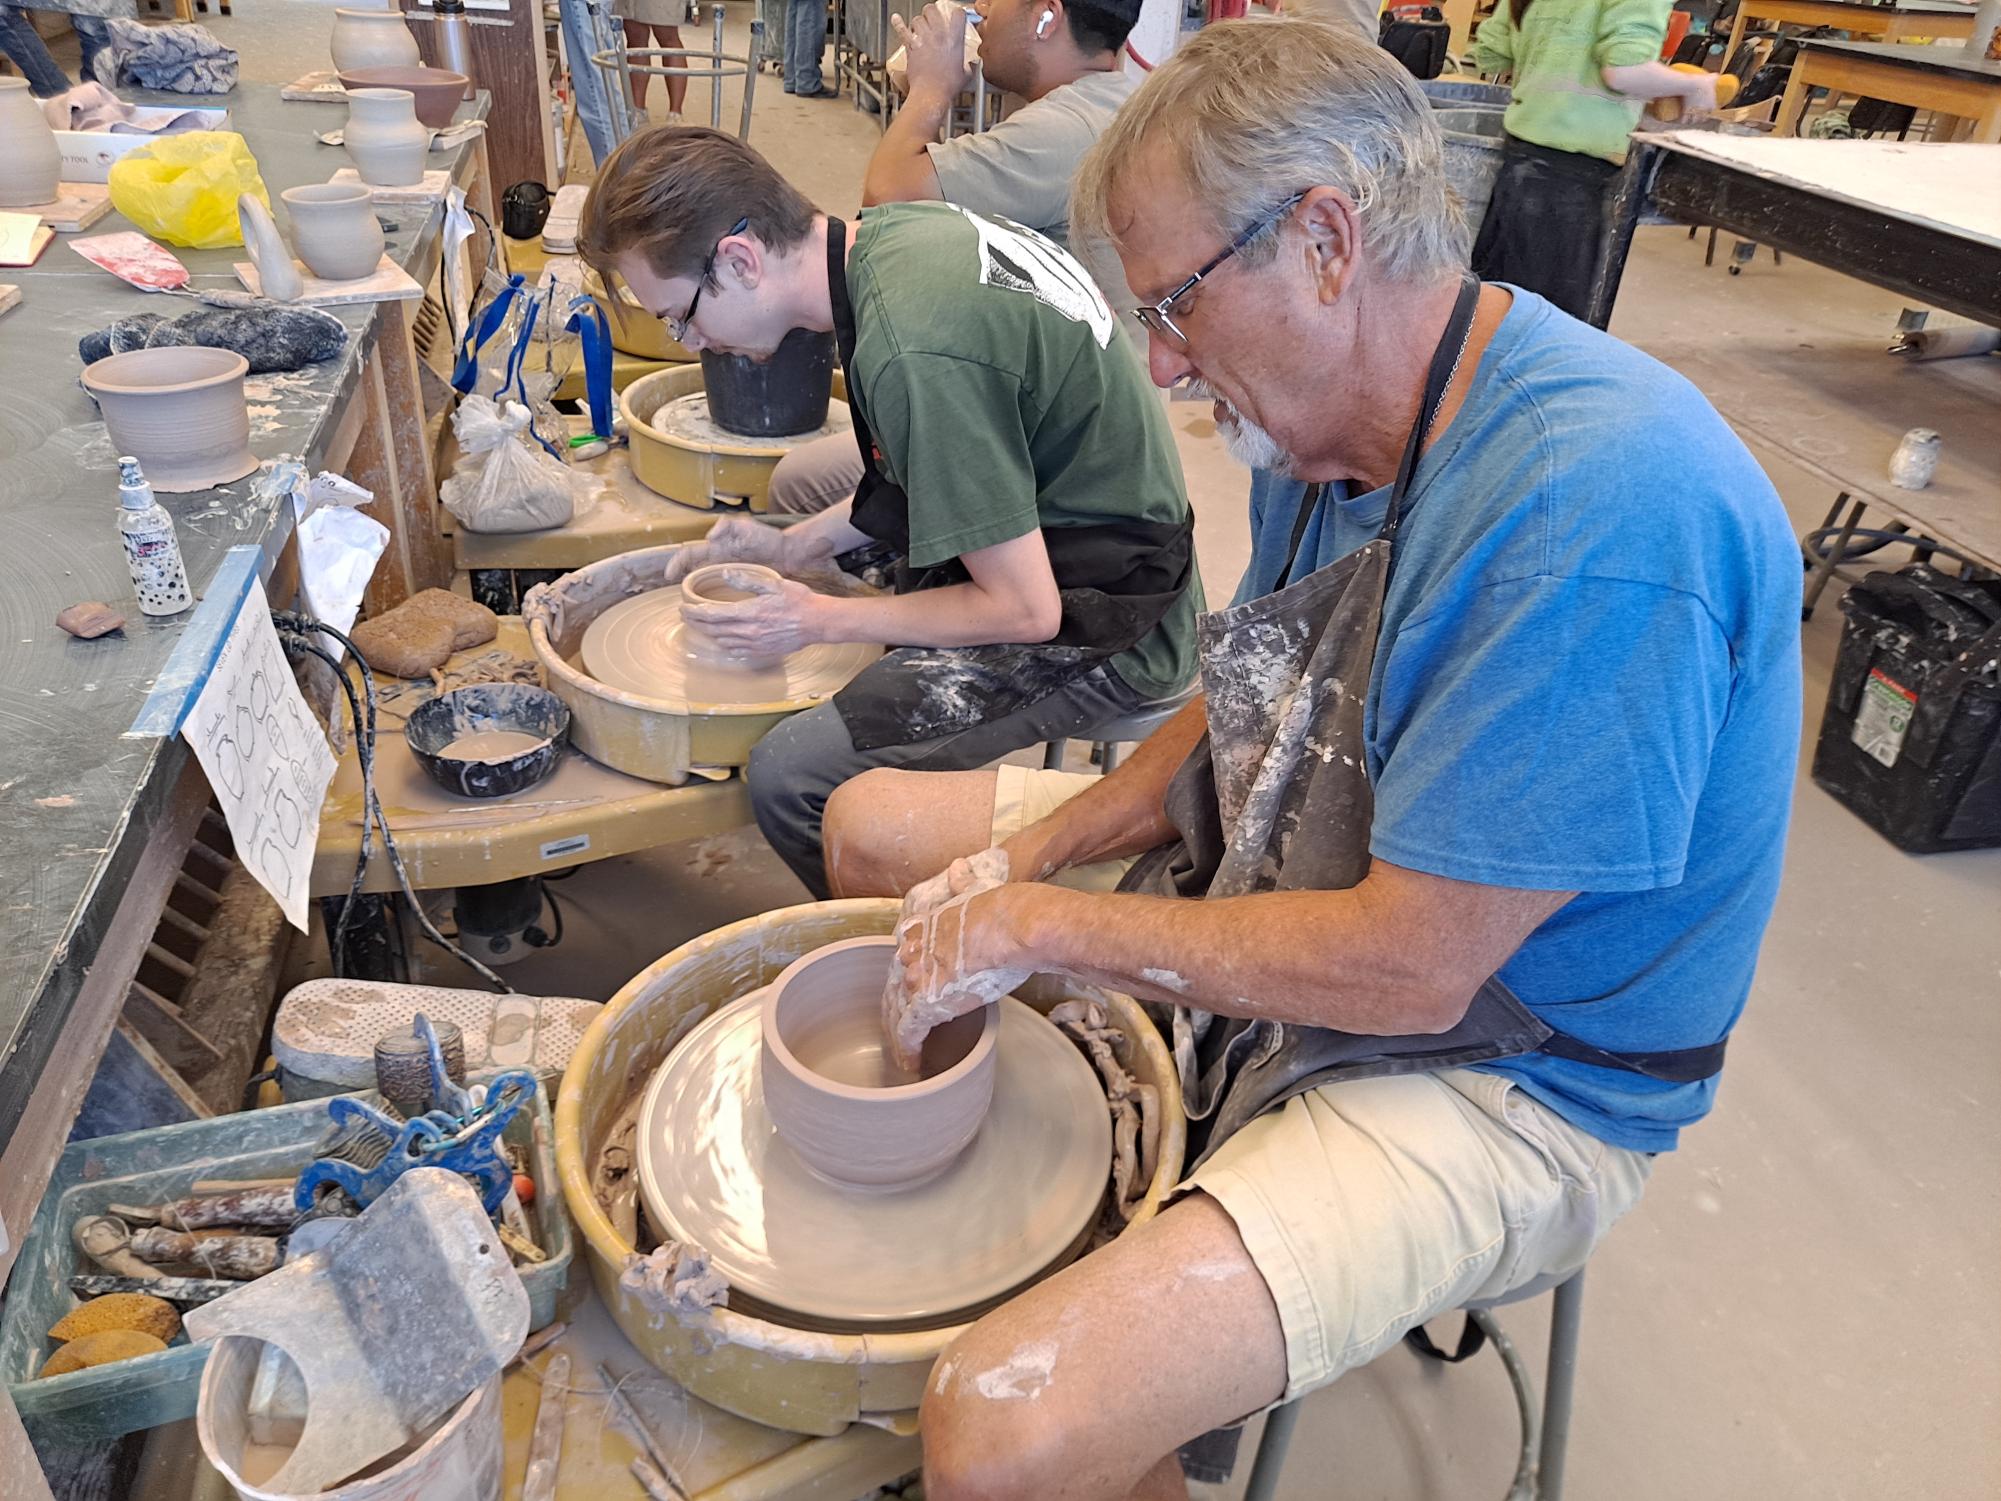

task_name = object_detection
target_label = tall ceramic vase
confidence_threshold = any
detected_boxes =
[330,7,421,72]
[0,77,62,209]
[281,183,386,281]
[343,88,428,189]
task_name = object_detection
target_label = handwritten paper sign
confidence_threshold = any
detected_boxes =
[182,578,336,930]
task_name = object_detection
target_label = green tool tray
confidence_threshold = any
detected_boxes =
[0,1084,571,1446]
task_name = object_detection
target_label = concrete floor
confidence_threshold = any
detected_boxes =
[169,6,2001,1496]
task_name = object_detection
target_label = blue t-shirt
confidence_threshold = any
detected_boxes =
[1236,290,1800,1153]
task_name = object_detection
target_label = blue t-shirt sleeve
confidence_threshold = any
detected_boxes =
[1369,574,1735,891]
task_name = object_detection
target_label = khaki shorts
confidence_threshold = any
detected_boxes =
[1190,1069,1652,1401]
[988,763,1131,892]
[990,768,1652,1401]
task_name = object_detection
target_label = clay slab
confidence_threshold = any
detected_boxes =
[637,991,1111,1331]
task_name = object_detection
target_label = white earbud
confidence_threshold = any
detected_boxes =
[1035,8,1055,37]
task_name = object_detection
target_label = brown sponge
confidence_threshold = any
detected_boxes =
[349,589,498,679]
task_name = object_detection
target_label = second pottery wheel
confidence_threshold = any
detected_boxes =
[579,587,879,706]
[637,990,1112,1332]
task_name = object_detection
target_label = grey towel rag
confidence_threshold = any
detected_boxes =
[93,17,237,94]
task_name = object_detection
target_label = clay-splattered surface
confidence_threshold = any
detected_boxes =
[0,83,490,1145]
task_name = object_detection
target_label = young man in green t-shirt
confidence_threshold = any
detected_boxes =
[580,126,1202,898]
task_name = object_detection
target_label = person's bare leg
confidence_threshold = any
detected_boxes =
[823,768,998,898]
[921,1193,1288,1501]
[659,25,688,115]
[622,18,650,109]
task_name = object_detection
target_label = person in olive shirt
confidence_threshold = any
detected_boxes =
[579,127,1202,897]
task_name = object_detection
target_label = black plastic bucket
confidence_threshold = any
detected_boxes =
[700,327,836,438]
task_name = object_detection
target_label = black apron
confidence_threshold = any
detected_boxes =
[824,216,1197,752]
[1116,276,1727,1168]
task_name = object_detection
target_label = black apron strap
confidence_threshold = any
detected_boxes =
[1536,1029,1729,1085]
[1271,273,1481,589]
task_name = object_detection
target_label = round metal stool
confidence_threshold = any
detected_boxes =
[1043,681,1201,775]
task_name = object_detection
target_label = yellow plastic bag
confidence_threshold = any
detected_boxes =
[107,132,271,250]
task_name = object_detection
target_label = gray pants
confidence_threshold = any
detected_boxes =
[767,429,865,515]
[750,662,1147,897]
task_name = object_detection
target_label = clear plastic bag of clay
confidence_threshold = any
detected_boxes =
[441,395,599,534]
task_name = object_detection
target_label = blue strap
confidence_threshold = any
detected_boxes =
[498,297,568,461]
[565,294,615,440]
[450,272,527,394]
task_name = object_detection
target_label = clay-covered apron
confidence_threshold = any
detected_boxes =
[1118,276,1726,1168]
[824,216,1196,752]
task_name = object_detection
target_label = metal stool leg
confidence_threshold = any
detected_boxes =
[1043,738,1068,770]
[1539,1270,1586,1501]
[1097,740,1121,775]
[1242,1398,1305,1501]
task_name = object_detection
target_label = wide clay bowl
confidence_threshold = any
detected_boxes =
[680,562,788,669]
[405,683,570,799]
[80,347,257,494]
[338,65,469,128]
[762,936,1000,1191]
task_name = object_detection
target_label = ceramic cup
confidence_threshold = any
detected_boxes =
[281,182,386,281]
[343,87,429,189]
[329,7,421,73]
[0,76,61,209]
[81,347,258,494]
[680,562,789,670]
[762,937,1000,1191]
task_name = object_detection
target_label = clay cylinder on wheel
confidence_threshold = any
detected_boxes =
[281,183,385,281]
[760,936,1000,1191]
[0,77,61,209]
[343,87,428,188]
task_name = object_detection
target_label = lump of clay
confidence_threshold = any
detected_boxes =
[55,602,127,639]
[349,589,498,679]
[78,302,348,375]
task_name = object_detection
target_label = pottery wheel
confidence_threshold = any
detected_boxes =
[578,588,879,706]
[645,392,851,452]
[637,991,1113,1331]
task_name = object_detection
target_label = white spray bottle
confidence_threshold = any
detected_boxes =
[117,456,193,616]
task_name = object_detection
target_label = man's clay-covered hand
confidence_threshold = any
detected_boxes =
[659,516,789,587]
[679,571,828,657]
[883,847,1030,1071]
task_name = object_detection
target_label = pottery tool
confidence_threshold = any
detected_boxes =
[598,1362,680,1484]
[128,1228,281,1280]
[509,1319,567,1368]
[185,1168,530,1498]
[69,1274,238,1306]
[292,1068,537,1214]
[70,230,192,291]
[632,1458,688,1501]
[521,1352,570,1501]
[72,1215,163,1279]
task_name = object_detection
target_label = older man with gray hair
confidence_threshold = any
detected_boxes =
[822,18,1800,1497]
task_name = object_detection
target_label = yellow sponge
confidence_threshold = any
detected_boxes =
[40,1329,169,1378]
[47,1293,182,1346]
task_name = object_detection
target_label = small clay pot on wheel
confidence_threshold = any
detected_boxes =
[762,936,1001,1191]
[679,562,788,670]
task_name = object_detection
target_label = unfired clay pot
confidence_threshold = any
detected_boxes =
[329,7,421,73]
[761,937,1000,1191]
[343,87,428,188]
[337,65,468,128]
[0,77,61,209]
[236,194,305,302]
[81,347,258,494]
[679,562,790,670]
[281,182,385,281]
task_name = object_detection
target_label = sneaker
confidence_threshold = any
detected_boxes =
[799,85,838,99]
[667,110,684,123]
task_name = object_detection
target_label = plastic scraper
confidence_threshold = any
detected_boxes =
[69,231,260,308]
[185,1167,529,1495]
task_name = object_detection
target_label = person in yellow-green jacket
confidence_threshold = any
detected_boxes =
[1471,0,1720,318]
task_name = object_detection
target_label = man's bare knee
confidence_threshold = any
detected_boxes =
[823,769,920,897]
[920,1347,1071,1501]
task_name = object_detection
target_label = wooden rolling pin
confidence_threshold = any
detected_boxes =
[1649,65,1740,122]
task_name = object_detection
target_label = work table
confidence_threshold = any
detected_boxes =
[0,83,491,1252]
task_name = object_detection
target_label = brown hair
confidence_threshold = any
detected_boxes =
[579,125,817,285]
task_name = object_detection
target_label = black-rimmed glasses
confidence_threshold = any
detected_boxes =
[1133,192,1308,352]
[670,215,750,341]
